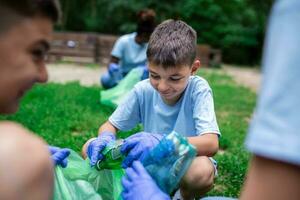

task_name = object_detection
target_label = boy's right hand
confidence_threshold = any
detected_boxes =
[122,161,170,200]
[87,131,116,166]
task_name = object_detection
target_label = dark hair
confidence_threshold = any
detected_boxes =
[147,19,197,68]
[136,9,156,35]
[0,0,61,23]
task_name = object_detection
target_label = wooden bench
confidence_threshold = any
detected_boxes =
[47,32,221,67]
[47,32,118,64]
[197,44,222,67]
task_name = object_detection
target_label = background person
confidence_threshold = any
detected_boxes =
[100,9,156,89]
[0,0,69,199]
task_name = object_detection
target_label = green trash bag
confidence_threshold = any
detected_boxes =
[53,150,124,200]
[100,67,144,108]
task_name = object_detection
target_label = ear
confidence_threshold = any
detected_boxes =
[191,60,201,75]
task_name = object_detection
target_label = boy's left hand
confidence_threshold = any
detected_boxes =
[121,132,163,168]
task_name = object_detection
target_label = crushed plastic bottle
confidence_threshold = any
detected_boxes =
[141,131,197,195]
[96,139,125,170]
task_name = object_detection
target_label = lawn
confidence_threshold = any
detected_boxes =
[0,68,256,198]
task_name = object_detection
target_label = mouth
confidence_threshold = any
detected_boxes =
[159,92,172,97]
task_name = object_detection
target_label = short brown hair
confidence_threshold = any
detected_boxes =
[0,0,61,32]
[147,19,197,68]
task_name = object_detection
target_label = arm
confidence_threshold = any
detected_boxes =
[240,155,300,200]
[109,56,119,65]
[187,133,219,157]
[98,121,118,134]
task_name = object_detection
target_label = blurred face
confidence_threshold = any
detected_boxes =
[0,16,53,114]
[149,60,200,105]
[136,33,151,44]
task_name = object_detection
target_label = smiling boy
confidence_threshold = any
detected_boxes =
[83,19,220,200]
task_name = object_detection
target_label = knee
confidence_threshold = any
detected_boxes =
[182,157,215,190]
[0,121,54,199]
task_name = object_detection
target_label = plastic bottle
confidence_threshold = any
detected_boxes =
[141,131,197,194]
[96,139,125,170]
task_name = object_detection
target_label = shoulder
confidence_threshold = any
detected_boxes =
[133,79,154,94]
[188,76,212,93]
[129,79,155,106]
[117,32,136,43]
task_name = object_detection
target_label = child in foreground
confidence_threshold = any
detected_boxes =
[83,19,220,200]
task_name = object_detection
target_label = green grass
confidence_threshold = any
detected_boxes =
[0,69,256,197]
[199,69,256,197]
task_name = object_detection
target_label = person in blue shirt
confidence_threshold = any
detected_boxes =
[0,1,69,199]
[240,0,300,199]
[107,0,300,200]
[83,19,220,200]
[100,9,156,89]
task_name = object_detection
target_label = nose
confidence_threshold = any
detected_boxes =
[36,63,48,83]
[157,79,169,92]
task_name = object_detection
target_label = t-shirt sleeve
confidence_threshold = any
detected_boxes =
[245,0,300,166]
[193,82,220,136]
[109,88,141,131]
[111,36,125,59]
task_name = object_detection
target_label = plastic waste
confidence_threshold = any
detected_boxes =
[53,149,124,200]
[141,131,197,195]
[96,139,125,170]
[100,67,144,108]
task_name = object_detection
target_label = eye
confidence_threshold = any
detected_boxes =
[150,74,160,80]
[169,77,182,81]
[31,48,47,62]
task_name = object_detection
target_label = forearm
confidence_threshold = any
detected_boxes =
[109,56,119,65]
[98,121,118,135]
[187,133,219,157]
[240,155,300,200]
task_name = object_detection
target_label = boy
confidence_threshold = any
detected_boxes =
[83,19,220,200]
[0,0,69,198]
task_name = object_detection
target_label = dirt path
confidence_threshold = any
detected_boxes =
[223,65,261,93]
[47,63,106,86]
[47,63,262,92]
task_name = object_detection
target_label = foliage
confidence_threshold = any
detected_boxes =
[57,0,273,65]
[0,69,256,196]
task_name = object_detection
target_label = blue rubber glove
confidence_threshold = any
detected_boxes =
[121,132,163,168]
[140,65,149,80]
[87,131,116,166]
[122,161,170,200]
[108,63,120,74]
[48,146,70,168]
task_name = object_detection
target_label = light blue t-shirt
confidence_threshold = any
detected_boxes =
[111,32,148,74]
[245,0,300,166]
[109,76,220,137]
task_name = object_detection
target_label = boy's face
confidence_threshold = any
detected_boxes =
[0,16,53,114]
[148,61,200,105]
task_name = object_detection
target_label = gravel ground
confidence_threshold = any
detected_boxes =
[223,65,261,92]
[47,63,261,92]
[47,63,106,86]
